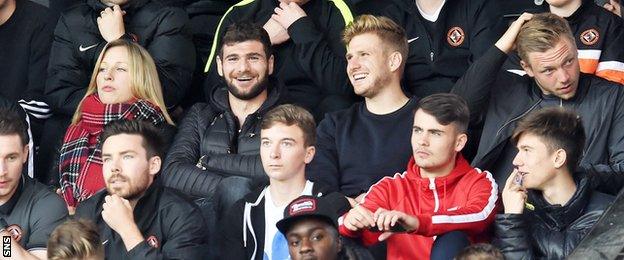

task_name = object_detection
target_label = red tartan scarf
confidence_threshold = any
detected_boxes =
[59,94,165,207]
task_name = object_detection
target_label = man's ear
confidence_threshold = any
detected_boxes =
[268,55,275,75]
[22,145,29,164]
[148,156,162,176]
[216,56,224,77]
[454,133,468,152]
[520,60,534,77]
[553,149,567,169]
[304,146,316,164]
[388,51,403,72]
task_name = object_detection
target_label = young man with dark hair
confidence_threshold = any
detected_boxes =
[493,107,613,259]
[203,0,355,119]
[75,120,208,259]
[162,23,285,256]
[220,104,340,260]
[0,108,68,260]
[339,93,498,259]
[454,13,624,195]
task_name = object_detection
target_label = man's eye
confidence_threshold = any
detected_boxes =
[102,158,111,163]
[289,240,300,247]
[123,155,133,160]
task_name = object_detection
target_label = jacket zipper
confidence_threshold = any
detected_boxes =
[495,100,542,137]
[429,178,439,212]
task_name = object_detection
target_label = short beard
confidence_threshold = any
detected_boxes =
[227,76,270,100]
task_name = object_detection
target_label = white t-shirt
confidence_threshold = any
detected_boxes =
[263,181,314,260]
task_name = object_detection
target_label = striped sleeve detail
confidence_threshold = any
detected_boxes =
[578,49,602,74]
[431,169,498,224]
[203,0,256,73]
[596,61,624,84]
[18,99,51,119]
[328,0,354,26]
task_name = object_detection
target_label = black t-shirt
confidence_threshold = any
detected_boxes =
[307,98,418,196]
[0,176,68,250]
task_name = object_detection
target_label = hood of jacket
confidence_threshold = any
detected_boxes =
[209,77,286,115]
[405,153,473,191]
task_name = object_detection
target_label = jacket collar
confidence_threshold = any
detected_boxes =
[209,77,285,115]
[87,0,149,13]
[528,176,592,230]
[406,153,472,189]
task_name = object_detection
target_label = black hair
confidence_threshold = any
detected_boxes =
[0,108,29,146]
[415,93,470,133]
[100,119,165,159]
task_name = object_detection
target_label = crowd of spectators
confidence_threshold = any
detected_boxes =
[0,0,623,259]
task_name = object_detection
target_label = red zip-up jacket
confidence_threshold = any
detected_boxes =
[339,155,499,259]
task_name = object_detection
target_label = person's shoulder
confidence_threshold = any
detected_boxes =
[20,178,64,208]
[320,102,364,123]
[582,2,624,24]
[75,190,107,219]
[584,73,624,93]
[586,191,615,212]
[59,1,92,20]
[159,186,198,209]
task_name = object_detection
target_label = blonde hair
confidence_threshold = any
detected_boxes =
[71,39,174,125]
[516,13,575,64]
[342,15,408,69]
[47,219,104,260]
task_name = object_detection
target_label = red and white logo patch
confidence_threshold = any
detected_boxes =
[146,235,159,249]
[580,29,599,46]
[289,198,317,215]
[447,27,465,47]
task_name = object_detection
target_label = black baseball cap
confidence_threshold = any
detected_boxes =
[276,193,350,234]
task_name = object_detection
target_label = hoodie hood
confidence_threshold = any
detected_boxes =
[406,153,473,189]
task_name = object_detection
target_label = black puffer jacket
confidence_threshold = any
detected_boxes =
[493,177,613,259]
[162,80,284,198]
[45,0,195,115]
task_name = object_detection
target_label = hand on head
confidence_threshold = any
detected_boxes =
[97,5,127,42]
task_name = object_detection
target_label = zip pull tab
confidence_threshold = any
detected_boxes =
[430,51,434,62]
[196,155,207,170]
[429,178,436,190]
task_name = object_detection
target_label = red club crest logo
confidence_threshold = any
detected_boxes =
[146,235,159,248]
[447,27,465,47]
[580,29,599,46]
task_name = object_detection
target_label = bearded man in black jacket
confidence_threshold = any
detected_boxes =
[162,21,284,258]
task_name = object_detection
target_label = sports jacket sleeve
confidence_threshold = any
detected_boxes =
[203,153,266,180]
[594,19,624,84]
[286,4,353,96]
[20,14,54,120]
[126,205,208,259]
[306,114,341,192]
[146,7,196,109]
[162,104,223,198]
[493,214,535,260]
[451,46,509,123]
[467,0,499,60]
[582,87,624,195]
[45,14,96,116]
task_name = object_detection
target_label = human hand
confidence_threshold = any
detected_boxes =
[343,204,375,231]
[373,208,419,241]
[502,169,528,214]
[272,2,308,30]
[102,194,136,234]
[97,5,126,42]
[495,12,533,53]
[263,18,290,45]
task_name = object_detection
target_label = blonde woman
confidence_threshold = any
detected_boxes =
[59,39,174,210]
